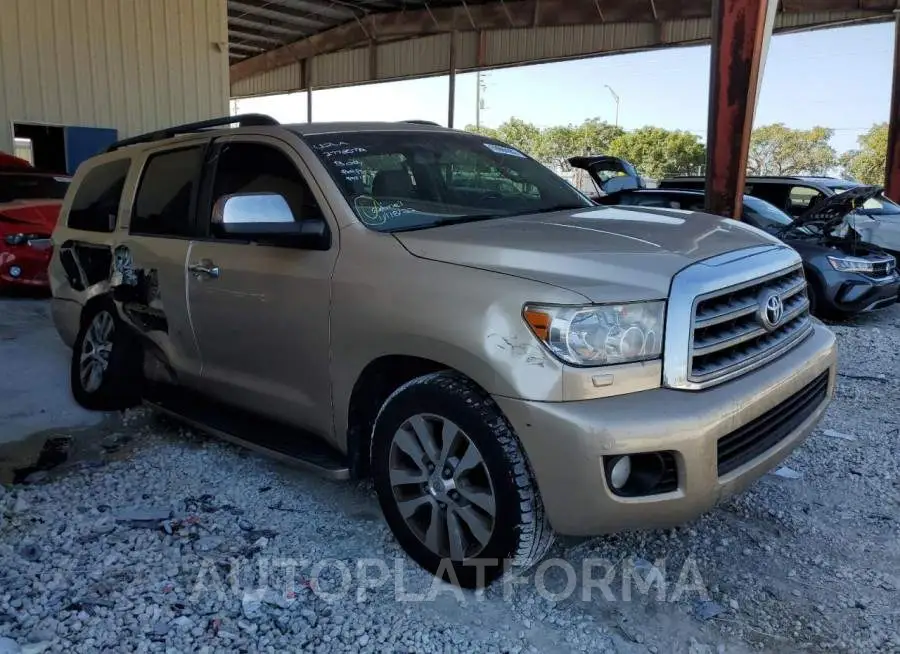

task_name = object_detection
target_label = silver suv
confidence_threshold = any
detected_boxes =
[49,115,837,586]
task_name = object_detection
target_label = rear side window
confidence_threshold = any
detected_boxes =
[131,147,203,237]
[746,183,791,214]
[66,160,129,232]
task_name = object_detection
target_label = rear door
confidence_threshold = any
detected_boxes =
[186,135,338,437]
[120,144,206,382]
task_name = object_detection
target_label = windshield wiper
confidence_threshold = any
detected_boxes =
[390,213,507,232]
[523,204,591,215]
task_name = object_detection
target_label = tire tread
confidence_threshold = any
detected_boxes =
[372,370,554,575]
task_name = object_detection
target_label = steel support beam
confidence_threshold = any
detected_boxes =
[302,59,313,123]
[885,10,900,202]
[704,0,777,218]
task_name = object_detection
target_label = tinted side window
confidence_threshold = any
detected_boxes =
[209,142,322,238]
[131,147,203,237]
[67,160,130,232]
[746,183,790,213]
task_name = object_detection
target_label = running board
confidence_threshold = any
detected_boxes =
[143,383,350,481]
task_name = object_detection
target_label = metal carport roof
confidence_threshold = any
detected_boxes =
[228,0,899,97]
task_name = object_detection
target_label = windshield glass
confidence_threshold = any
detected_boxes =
[742,195,794,229]
[829,185,900,215]
[0,174,70,203]
[303,130,592,231]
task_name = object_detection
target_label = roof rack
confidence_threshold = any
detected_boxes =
[400,120,442,126]
[106,114,280,152]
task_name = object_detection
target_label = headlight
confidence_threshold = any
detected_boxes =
[826,255,885,274]
[4,233,44,246]
[523,301,665,366]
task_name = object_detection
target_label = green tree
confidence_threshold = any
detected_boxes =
[465,118,624,170]
[539,119,625,170]
[607,127,706,178]
[840,123,888,185]
[747,123,836,176]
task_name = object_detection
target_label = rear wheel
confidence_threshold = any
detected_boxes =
[371,371,554,587]
[71,300,142,411]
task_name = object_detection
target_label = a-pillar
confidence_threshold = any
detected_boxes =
[704,0,778,218]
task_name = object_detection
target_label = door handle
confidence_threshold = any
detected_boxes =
[189,261,220,278]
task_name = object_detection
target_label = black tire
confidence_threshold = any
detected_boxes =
[371,371,554,588]
[71,299,143,411]
[806,283,819,318]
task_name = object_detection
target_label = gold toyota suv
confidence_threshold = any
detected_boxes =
[49,115,837,586]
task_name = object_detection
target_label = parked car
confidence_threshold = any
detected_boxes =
[0,164,71,289]
[569,156,899,318]
[50,116,836,586]
[658,175,900,258]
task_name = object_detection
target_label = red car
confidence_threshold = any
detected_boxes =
[0,163,71,290]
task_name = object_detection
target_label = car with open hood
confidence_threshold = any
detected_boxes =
[0,163,71,289]
[49,116,836,586]
[569,156,899,318]
[658,174,900,258]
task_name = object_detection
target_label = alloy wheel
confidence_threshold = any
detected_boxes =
[79,311,115,393]
[388,414,497,561]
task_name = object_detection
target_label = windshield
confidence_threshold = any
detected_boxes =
[829,185,900,215]
[742,195,794,230]
[304,131,592,231]
[0,174,70,203]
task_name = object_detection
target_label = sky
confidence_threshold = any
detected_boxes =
[232,22,896,154]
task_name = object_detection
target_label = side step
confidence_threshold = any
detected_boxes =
[143,383,350,480]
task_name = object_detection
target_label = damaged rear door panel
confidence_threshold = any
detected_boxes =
[110,144,208,383]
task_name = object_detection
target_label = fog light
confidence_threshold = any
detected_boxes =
[8,266,22,278]
[608,455,632,490]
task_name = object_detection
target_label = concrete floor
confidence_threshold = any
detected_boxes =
[0,296,102,447]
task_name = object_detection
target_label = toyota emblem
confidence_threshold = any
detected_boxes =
[758,291,784,331]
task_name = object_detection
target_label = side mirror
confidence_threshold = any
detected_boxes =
[212,193,330,250]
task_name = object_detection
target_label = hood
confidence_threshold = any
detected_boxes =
[394,206,782,302]
[567,155,644,194]
[0,200,63,233]
[794,185,883,228]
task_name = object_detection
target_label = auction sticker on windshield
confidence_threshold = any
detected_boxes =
[484,143,526,158]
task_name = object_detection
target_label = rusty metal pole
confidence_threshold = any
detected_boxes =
[302,58,313,123]
[704,0,777,218]
[885,10,900,202]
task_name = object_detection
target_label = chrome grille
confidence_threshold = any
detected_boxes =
[689,266,812,384]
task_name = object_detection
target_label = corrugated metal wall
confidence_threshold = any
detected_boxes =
[0,0,229,154]
[230,9,878,98]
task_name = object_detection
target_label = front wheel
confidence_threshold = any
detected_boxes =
[371,371,554,587]
[71,300,142,411]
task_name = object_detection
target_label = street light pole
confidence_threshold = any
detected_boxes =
[605,85,620,128]
[476,71,488,129]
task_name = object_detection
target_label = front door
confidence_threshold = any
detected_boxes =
[186,135,338,439]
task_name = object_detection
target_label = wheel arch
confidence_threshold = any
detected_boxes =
[345,354,490,479]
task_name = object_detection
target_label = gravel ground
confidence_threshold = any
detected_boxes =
[1,304,898,654]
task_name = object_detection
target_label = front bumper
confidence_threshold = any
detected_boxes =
[496,322,836,536]
[824,271,900,314]
[0,246,52,288]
